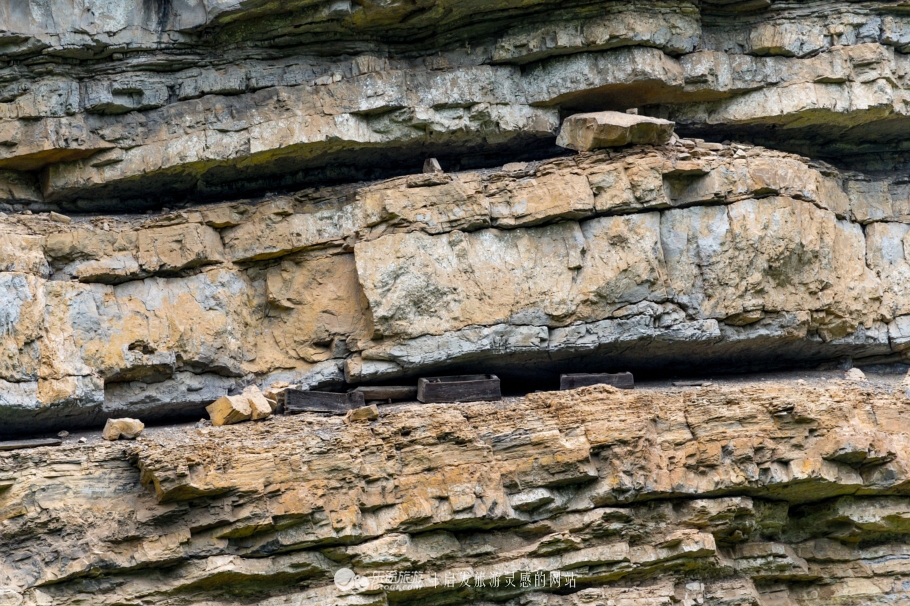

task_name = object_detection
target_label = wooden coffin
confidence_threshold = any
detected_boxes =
[352,386,418,401]
[417,375,501,403]
[560,372,634,390]
[284,390,365,415]
[0,438,62,451]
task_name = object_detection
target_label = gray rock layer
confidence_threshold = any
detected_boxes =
[4,1,910,605]
[1,141,909,433]
[4,1,910,209]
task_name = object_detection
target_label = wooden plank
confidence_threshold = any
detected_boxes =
[560,372,634,391]
[0,438,63,451]
[352,386,418,401]
[417,375,501,403]
[284,390,365,415]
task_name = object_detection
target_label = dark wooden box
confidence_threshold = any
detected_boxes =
[417,375,501,403]
[284,390,365,415]
[560,372,634,391]
[352,385,418,401]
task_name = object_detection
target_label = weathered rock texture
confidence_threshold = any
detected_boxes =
[3,0,910,210]
[3,382,910,605]
[2,140,908,434]
[556,111,676,150]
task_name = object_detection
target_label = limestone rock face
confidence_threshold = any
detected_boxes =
[3,382,910,605]
[2,0,910,210]
[1,141,908,432]
[556,111,675,150]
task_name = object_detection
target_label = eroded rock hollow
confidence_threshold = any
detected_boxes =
[2,0,910,604]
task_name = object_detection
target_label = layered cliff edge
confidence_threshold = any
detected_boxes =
[8,0,910,212]
[4,377,910,605]
[3,0,910,435]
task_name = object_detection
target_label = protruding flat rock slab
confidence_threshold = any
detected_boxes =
[285,390,365,415]
[417,375,502,403]
[560,372,634,390]
[0,438,62,451]
[556,111,675,151]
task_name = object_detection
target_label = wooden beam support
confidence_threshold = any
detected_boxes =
[0,438,63,451]
[352,386,418,401]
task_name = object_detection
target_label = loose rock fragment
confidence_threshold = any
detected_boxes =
[206,394,252,426]
[556,111,675,151]
[845,368,867,382]
[242,385,273,420]
[102,418,145,440]
[344,404,380,423]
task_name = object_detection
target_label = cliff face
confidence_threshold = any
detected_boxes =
[3,1,910,604]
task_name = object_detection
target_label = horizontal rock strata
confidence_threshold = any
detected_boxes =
[2,382,910,605]
[4,1,910,209]
[5,1,910,603]
[2,140,909,433]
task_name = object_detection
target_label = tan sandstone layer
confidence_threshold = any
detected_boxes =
[2,377,910,605]
[5,1,910,605]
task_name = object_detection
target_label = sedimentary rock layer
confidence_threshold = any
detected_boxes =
[2,140,909,433]
[5,1,910,209]
[2,381,910,605]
